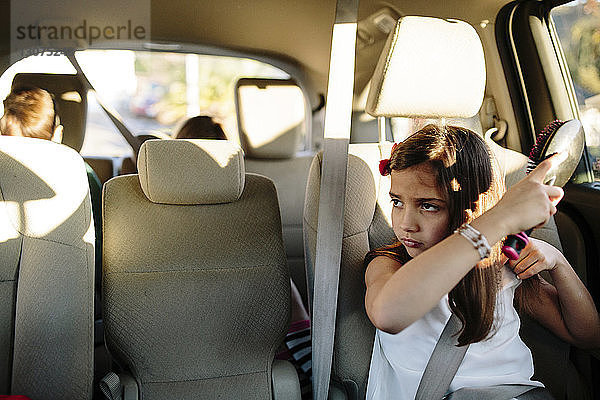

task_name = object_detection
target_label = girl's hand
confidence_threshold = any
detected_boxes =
[508,237,566,280]
[489,154,565,235]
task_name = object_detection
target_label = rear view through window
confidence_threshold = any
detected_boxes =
[0,50,290,158]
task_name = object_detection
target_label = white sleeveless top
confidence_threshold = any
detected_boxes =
[366,267,543,400]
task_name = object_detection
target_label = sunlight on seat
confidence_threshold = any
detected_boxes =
[22,192,87,238]
[17,171,87,238]
[137,139,245,205]
[61,91,82,103]
[187,139,240,168]
[1,137,91,240]
[0,201,20,242]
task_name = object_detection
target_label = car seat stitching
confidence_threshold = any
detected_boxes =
[21,235,89,251]
[105,263,278,275]
[142,369,269,384]
[343,228,369,240]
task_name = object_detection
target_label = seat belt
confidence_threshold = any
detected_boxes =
[415,313,467,400]
[310,0,358,398]
[447,385,552,400]
[100,371,139,400]
[100,372,122,400]
[415,313,550,400]
[66,52,141,157]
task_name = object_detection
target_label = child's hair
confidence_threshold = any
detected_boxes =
[175,115,227,140]
[367,124,506,345]
[0,86,58,139]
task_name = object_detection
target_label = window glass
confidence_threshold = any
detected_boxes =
[551,0,600,179]
[237,81,306,155]
[0,50,290,157]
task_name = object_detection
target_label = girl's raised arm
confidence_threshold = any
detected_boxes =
[365,156,564,334]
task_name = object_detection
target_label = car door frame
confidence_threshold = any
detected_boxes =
[497,0,600,397]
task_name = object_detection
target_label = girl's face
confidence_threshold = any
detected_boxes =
[390,162,451,258]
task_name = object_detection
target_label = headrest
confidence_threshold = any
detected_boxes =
[236,78,305,160]
[137,139,245,205]
[0,136,92,245]
[366,16,486,118]
[11,73,88,152]
[239,123,302,159]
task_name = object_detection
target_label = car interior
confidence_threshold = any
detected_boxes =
[0,0,599,399]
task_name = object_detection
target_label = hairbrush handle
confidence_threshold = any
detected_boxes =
[502,230,533,261]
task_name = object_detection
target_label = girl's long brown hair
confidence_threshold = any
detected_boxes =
[366,124,506,346]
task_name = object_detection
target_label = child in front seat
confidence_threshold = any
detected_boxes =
[364,124,600,399]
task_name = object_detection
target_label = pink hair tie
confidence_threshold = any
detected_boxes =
[379,142,401,176]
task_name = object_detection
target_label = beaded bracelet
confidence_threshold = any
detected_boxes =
[454,223,491,260]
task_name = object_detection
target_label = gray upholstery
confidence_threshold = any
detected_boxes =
[245,156,313,306]
[272,360,302,400]
[237,78,312,307]
[304,143,395,398]
[0,136,94,399]
[103,139,295,399]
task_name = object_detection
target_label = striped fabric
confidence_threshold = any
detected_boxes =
[284,320,312,399]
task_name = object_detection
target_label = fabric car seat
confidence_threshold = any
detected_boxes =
[10,72,109,391]
[244,155,312,309]
[303,16,580,400]
[102,139,300,399]
[237,79,313,308]
[0,136,94,399]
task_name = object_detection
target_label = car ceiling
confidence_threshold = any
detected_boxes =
[150,0,516,94]
[0,0,517,99]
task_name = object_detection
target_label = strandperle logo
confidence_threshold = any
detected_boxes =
[14,20,147,46]
[10,0,151,63]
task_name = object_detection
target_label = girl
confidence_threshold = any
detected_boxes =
[364,124,600,399]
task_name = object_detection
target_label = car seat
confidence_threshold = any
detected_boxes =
[0,136,94,399]
[304,15,579,400]
[101,138,300,399]
[237,78,314,309]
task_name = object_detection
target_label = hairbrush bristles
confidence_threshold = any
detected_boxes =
[526,119,566,174]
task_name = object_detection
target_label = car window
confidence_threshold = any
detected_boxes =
[0,50,290,158]
[551,0,600,180]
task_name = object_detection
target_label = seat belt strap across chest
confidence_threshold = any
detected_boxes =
[415,313,468,400]
[415,313,546,400]
[311,0,358,399]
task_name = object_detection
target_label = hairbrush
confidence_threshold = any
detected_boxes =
[501,119,584,261]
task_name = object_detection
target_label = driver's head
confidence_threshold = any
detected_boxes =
[0,86,62,142]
